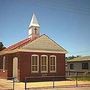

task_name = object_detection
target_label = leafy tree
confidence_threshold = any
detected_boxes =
[66,55,80,60]
[0,42,6,51]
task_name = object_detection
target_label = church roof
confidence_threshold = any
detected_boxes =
[1,34,67,55]
[3,38,33,51]
[21,34,67,53]
[29,13,40,28]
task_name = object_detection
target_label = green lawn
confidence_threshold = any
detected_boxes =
[69,76,90,81]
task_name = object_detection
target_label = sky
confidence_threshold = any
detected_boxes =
[0,0,90,56]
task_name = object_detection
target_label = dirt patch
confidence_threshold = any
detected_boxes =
[0,79,90,90]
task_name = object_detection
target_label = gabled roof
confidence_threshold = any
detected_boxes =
[67,56,90,62]
[0,34,67,55]
[21,34,67,53]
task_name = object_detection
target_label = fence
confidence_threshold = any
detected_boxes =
[24,76,64,90]
[66,70,90,76]
[24,75,90,90]
[0,74,90,90]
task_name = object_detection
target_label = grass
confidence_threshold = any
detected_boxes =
[69,76,90,81]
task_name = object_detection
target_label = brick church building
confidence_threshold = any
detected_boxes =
[0,14,67,81]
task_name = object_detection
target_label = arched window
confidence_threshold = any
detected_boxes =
[3,56,5,72]
[50,55,56,72]
[31,54,39,73]
[41,55,48,73]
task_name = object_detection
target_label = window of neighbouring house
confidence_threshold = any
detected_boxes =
[70,64,74,69]
[82,63,88,69]
[31,55,39,73]
[41,55,48,73]
[50,55,56,72]
[3,56,5,72]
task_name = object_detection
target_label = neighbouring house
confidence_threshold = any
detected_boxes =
[0,14,67,81]
[66,56,90,76]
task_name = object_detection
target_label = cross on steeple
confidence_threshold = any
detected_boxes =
[34,27,37,34]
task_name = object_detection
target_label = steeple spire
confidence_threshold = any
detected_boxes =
[29,13,40,28]
[28,13,40,39]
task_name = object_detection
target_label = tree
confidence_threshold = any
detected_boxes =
[66,55,80,60]
[0,42,6,51]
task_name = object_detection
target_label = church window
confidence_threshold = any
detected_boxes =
[41,55,48,73]
[50,55,56,72]
[31,55,39,73]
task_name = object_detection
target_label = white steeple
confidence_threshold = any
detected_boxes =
[28,13,40,39]
[29,13,40,28]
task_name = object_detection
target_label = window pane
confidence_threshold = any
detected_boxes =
[34,66,37,71]
[42,59,46,65]
[32,56,37,65]
[70,64,74,69]
[51,66,55,71]
[51,59,55,65]
[42,66,46,71]
[82,63,88,69]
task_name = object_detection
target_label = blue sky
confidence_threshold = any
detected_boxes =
[0,0,90,56]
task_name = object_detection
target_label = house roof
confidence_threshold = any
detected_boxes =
[0,34,67,55]
[67,56,90,62]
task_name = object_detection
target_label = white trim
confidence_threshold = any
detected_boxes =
[31,54,39,73]
[0,49,67,55]
[50,55,56,73]
[19,49,67,53]
[41,55,48,73]
[3,56,5,72]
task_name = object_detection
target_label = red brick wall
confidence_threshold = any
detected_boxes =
[0,52,65,81]
[0,69,7,79]
[0,53,20,79]
[6,53,20,80]
[19,52,31,81]
[19,52,65,81]
[0,56,3,69]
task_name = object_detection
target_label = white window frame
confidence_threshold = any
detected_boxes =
[50,55,56,73]
[3,56,5,72]
[41,55,48,73]
[31,54,39,73]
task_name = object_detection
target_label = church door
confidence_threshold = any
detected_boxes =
[13,57,18,80]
